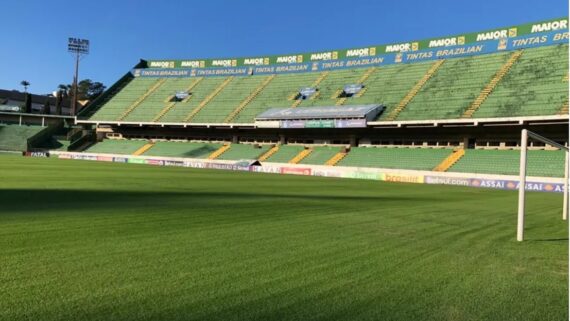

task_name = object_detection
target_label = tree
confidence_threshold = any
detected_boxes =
[55,91,63,115]
[86,81,105,100]
[58,84,70,95]
[23,93,32,113]
[77,79,106,100]
[20,80,30,93]
[58,84,70,100]
[60,79,105,101]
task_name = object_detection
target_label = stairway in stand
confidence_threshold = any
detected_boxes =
[325,151,348,166]
[336,67,376,106]
[224,75,276,123]
[461,50,523,118]
[385,60,445,121]
[117,79,167,121]
[433,148,465,172]
[184,77,234,122]
[208,144,231,160]
[290,72,330,108]
[289,148,313,163]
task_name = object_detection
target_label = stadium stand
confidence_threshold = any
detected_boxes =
[335,68,377,106]
[141,141,223,158]
[433,149,465,172]
[461,51,523,118]
[152,78,204,122]
[84,139,148,154]
[83,43,568,124]
[89,78,159,121]
[263,145,305,163]
[291,72,330,108]
[472,44,569,118]
[299,146,342,165]
[258,145,280,161]
[34,127,77,151]
[231,72,322,122]
[160,77,228,123]
[296,69,364,107]
[396,52,510,120]
[76,138,566,178]
[225,75,276,122]
[133,142,155,155]
[37,137,71,151]
[122,78,187,122]
[337,147,452,170]
[190,76,263,123]
[57,18,567,183]
[0,124,46,151]
[448,149,565,177]
[117,79,167,121]
[384,59,446,120]
[215,144,270,160]
[289,148,313,164]
[325,151,349,166]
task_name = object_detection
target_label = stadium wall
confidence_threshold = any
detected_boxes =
[49,151,566,193]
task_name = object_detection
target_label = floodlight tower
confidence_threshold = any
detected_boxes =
[67,37,89,116]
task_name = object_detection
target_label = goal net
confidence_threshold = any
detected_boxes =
[517,129,569,241]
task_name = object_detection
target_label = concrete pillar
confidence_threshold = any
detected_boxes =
[349,135,357,147]
[232,135,239,144]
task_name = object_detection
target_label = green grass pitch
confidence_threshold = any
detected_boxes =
[0,154,567,321]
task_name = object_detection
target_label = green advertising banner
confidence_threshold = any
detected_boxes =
[305,120,335,128]
[146,17,568,69]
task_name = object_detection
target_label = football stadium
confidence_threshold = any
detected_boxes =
[0,7,569,321]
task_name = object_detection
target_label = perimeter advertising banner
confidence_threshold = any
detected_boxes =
[96,156,114,162]
[113,157,129,163]
[23,151,50,157]
[280,167,312,176]
[278,119,368,129]
[127,158,146,164]
[55,152,565,193]
[424,175,565,192]
[147,159,164,166]
[164,160,184,167]
[136,29,569,79]
[145,17,567,69]
[335,119,367,128]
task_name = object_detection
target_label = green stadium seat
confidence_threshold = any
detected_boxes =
[142,141,223,159]
[264,145,305,163]
[338,147,450,170]
[0,124,46,151]
[85,44,568,124]
[216,144,270,160]
[85,139,148,155]
[448,149,565,177]
[299,146,341,165]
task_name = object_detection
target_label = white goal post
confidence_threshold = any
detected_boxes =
[517,129,569,242]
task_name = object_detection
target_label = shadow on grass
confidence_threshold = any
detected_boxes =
[0,188,429,214]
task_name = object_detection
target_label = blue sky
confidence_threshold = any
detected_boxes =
[0,0,567,94]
